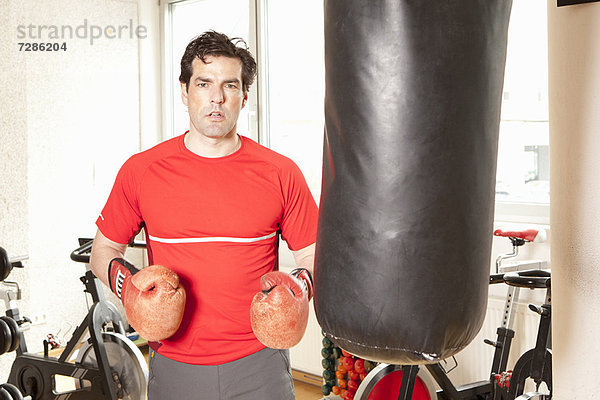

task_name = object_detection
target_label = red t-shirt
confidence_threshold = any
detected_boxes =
[96,134,319,365]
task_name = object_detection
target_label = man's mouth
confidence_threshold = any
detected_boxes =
[208,111,224,118]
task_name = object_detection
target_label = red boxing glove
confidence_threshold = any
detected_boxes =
[250,268,313,349]
[108,259,186,342]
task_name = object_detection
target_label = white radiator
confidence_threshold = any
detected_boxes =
[290,303,324,376]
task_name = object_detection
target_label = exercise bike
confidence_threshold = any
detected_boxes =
[1,239,148,400]
[354,227,552,400]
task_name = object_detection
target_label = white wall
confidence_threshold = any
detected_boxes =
[0,0,30,378]
[548,1,600,398]
[0,0,160,377]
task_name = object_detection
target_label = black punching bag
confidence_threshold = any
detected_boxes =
[315,0,512,364]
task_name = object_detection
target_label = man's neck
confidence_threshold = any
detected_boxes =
[184,132,240,158]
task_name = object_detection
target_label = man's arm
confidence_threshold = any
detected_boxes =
[291,242,315,275]
[89,229,128,287]
[90,229,187,341]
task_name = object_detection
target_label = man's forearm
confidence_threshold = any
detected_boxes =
[292,243,316,275]
[89,230,128,287]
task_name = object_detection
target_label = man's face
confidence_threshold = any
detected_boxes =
[181,55,247,140]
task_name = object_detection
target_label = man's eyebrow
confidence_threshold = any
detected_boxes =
[193,77,241,84]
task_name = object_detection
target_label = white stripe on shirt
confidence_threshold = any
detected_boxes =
[148,231,278,244]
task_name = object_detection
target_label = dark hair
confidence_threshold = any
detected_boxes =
[179,30,257,93]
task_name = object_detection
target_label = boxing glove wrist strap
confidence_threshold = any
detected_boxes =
[108,258,138,300]
[291,268,313,300]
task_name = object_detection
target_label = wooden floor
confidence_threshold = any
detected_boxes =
[294,379,325,400]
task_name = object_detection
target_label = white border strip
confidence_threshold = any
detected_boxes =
[148,231,277,244]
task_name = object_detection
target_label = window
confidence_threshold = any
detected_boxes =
[495,0,549,222]
[263,0,550,222]
[262,1,325,201]
[161,0,257,140]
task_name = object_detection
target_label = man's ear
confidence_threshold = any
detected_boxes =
[180,82,189,106]
[242,91,248,108]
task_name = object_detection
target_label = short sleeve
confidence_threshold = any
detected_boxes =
[96,157,144,244]
[279,161,319,251]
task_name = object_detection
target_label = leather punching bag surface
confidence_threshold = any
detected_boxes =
[315,0,512,364]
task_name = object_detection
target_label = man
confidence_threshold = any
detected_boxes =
[90,31,318,399]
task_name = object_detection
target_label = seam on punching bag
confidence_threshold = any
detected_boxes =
[324,331,467,363]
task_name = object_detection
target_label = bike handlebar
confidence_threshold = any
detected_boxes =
[490,273,506,285]
[503,269,551,289]
[70,239,94,263]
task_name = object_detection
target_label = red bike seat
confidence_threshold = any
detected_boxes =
[493,228,546,243]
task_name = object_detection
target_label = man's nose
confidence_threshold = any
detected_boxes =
[210,86,224,104]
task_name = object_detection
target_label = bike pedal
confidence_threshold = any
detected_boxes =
[494,371,512,389]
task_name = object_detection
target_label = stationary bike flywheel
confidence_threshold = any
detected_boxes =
[354,363,437,400]
[76,332,148,400]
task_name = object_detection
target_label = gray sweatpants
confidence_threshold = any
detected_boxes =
[147,347,295,400]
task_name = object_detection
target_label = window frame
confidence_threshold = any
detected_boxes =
[159,0,264,142]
